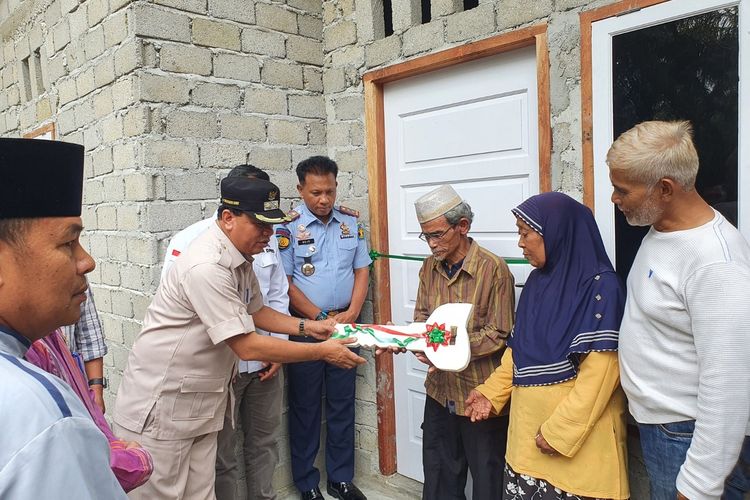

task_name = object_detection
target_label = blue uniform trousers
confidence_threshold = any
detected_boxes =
[287,337,359,491]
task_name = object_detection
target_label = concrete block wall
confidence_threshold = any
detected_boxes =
[0,0,653,493]
[0,0,151,419]
[1,0,334,493]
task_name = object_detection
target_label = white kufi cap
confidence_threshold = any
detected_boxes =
[414,184,463,223]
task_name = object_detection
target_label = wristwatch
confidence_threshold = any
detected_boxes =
[315,310,328,321]
[298,318,307,337]
[88,377,108,389]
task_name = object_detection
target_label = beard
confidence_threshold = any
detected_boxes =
[430,248,446,262]
[625,192,664,227]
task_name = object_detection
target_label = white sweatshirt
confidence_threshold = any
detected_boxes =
[619,210,750,500]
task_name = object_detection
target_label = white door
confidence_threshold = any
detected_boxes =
[384,46,540,482]
[592,0,750,260]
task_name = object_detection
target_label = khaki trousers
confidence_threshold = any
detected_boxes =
[114,422,219,500]
[215,369,284,500]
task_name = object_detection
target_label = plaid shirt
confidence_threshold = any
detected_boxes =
[415,239,515,416]
[61,287,107,362]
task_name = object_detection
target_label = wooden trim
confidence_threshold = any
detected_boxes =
[364,23,551,476]
[364,24,546,85]
[580,0,668,209]
[536,31,552,192]
[365,81,399,475]
[23,122,56,140]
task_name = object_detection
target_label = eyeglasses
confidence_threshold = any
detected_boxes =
[418,226,455,242]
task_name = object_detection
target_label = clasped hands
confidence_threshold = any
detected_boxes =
[464,389,559,457]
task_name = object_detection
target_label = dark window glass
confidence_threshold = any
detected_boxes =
[611,7,739,279]
[383,0,394,37]
[422,0,432,24]
[463,0,479,11]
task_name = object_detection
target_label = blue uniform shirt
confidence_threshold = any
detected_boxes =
[277,204,371,311]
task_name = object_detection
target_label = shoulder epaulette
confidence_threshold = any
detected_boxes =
[284,210,300,224]
[337,205,360,218]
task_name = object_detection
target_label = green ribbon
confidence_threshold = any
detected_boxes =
[425,325,448,346]
[333,324,418,349]
[369,249,528,265]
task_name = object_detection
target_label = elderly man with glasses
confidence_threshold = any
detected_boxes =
[411,184,516,499]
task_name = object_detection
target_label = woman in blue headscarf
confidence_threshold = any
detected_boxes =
[465,192,629,500]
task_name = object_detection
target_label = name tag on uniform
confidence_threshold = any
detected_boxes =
[340,222,354,239]
[298,238,314,245]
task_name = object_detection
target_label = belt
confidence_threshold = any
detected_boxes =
[289,306,350,319]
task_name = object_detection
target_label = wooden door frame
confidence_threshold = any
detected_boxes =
[579,0,669,209]
[363,24,551,475]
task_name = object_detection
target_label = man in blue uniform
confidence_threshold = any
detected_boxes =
[0,138,126,498]
[279,156,371,500]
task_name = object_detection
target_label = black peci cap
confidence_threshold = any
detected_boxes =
[220,176,290,224]
[0,138,85,219]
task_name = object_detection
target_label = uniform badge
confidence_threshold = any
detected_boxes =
[296,224,311,240]
[340,222,354,239]
[285,210,301,223]
[302,256,315,276]
[337,205,360,218]
[275,227,291,250]
[357,223,365,240]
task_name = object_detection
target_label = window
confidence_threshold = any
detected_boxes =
[611,7,739,277]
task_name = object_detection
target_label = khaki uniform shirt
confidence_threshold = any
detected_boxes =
[114,222,263,440]
[414,239,515,416]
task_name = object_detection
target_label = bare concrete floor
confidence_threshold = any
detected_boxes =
[277,473,422,500]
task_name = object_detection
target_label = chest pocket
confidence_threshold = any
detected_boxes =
[254,251,277,296]
[172,376,225,421]
[337,236,357,253]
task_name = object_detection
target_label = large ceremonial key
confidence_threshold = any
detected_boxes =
[332,303,473,372]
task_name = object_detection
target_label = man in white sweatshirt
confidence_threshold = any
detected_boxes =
[607,120,750,500]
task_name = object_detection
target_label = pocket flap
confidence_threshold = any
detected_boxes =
[179,376,225,393]
[337,237,357,250]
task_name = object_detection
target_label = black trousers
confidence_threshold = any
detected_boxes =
[422,395,509,500]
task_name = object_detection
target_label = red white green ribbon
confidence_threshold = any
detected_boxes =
[332,322,451,351]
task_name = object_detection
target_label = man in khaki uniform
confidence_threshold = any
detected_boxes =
[114,177,364,499]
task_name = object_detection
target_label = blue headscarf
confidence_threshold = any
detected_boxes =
[508,192,625,386]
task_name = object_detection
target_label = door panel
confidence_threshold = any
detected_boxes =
[384,46,539,482]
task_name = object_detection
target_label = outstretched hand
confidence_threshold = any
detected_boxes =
[414,352,437,373]
[305,318,337,340]
[321,337,366,369]
[464,389,492,422]
[375,346,406,356]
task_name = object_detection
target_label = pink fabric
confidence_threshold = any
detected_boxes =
[25,330,153,493]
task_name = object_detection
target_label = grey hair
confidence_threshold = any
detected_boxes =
[444,201,474,225]
[606,120,699,190]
